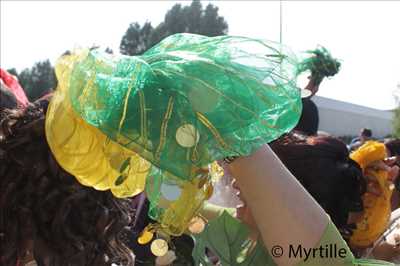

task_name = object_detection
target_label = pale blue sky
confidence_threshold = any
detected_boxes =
[1,1,399,110]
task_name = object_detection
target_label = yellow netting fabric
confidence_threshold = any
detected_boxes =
[45,51,150,198]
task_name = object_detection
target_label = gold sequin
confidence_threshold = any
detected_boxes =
[151,239,169,257]
[138,229,154,245]
[188,216,206,234]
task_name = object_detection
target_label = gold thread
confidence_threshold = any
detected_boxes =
[138,90,148,147]
[153,69,288,130]
[118,64,141,134]
[196,112,229,150]
[155,97,174,161]
[191,145,199,162]
[79,73,96,107]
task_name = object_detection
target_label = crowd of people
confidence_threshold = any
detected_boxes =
[0,33,399,266]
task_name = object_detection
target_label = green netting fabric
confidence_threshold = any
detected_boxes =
[66,33,302,182]
[45,33,343,241]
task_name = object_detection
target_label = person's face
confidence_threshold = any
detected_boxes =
[232,179,258,232]
[378,154,400,183]
[360,133,367,139]
[359,129,370,140]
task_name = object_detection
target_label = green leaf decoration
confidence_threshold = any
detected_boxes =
[120,158,131,172]
[192,211,275,266]
[114,158,131,186]
[114,174,128,186]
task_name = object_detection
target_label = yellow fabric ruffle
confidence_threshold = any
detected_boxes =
[45,52,150,198]
[350,141,387,170]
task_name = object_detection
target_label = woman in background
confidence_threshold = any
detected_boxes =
[270,134,366,239]
[0,97,135,266]
[385,138,400,209]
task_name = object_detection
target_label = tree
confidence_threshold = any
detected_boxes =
[120,0,228,55]
[6,68,18,77]
[120,22,155,56]
[394,107,400,137]
[105,47,114,54]
[12,60,56,101]
[201,4,229,37]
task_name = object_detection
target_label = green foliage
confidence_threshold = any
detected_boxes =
[10,60,56,101]
[120,22,155,56]
[201,4,230,37]
[192,212,274,266]
[104,47,114,54]
[393,88,400,138]
[393,106,400,138]
[120,0,228,55]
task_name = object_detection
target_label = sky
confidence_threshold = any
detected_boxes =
[1,1,399,110]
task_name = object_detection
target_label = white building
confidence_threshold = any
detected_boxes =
[313,96,394,138]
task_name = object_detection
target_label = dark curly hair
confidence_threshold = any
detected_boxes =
[0,97,135,266]
[270,133,366,240]
[385,138,400,157]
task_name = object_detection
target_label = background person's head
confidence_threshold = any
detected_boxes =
[385,138,400,193]
[270,133,366,238]
[0,98,135,266]
[385,139,400,157]
[360,128,372,141]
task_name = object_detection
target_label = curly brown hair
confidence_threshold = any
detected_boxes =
[0,97,135,266]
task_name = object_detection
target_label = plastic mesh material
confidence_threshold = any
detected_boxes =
[297,46,341,85]
[145,167,213,236]
[65,34,302,182]
[46,33,308,235]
